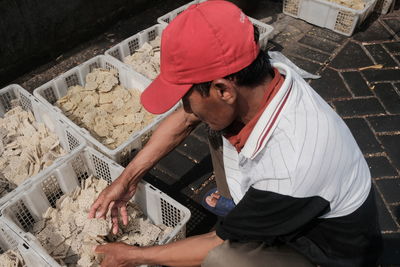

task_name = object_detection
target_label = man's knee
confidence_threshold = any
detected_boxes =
[202,241,235,267]
[202,241,315,267]
[202,241,262,267]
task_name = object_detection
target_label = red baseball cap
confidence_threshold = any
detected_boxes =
[141,0,260,114]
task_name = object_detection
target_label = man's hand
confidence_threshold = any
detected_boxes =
[94,232,223,267]
[95,242,143,267]
[89,179,137,234]
[89,108,200,234]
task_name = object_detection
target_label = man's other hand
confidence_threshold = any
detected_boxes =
[95,242,142,267]
[89,179,137,234]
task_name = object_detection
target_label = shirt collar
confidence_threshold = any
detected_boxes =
[240,63,294,159]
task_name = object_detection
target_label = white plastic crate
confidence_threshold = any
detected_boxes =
[105,24,165,82]
[156,0,274,49]
[33,55,176,166]
[283,0,377,36]
[0,145,191,267]
[0,217,51,266]
[0,84,85,208]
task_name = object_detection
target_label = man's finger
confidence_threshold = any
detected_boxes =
[111,205,119,235]
[95,243,108,254]
[120,205,129,226]
[88,198,102,219]
[96,198,114,219]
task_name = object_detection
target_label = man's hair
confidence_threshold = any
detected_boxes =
[185,26,275,150]
[189,26,274,97]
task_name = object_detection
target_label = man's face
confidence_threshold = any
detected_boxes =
[182,85,237,131]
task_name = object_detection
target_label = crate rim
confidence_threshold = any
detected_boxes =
[287,0,377,14]
[33,54,176,158]
[104,24,166,84]
[1,145,191,249]
[282,0,377,36]
[0,84,86,211]
[155,2,274,48]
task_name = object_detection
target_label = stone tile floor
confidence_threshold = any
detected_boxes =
[11,0,400,264]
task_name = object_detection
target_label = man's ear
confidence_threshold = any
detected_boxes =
[211,78,236,104]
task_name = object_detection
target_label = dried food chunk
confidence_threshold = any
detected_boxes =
[0,106,65,197]
[56,68,156,150]
[326,0,365,9]
[0,249,25,267]
[124,37,161,80]
[32,175,172,266]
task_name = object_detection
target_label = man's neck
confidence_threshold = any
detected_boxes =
[236,75,273,125]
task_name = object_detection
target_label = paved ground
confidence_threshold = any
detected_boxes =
[11,0,400,264]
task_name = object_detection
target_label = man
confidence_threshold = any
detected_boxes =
[89,1,382,266]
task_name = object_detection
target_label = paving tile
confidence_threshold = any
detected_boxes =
[367,115,400,133]
[366,156,398,178]
[390,205,400,225]
[380,233,400,265]
[344,118,383,154]
[157,150,197,180]
[364,44,398,67]
[298,35,339,54]
[181,156,213,186]
[373,83,400,114]
[186,171,212,192]
[176,135,210,163]
[148,166,178,186]
[309,68,351,100]
[341,71,373,96]
[363,68,400,82]
[383,42,400,54]
[376,178,400,204]
[285,55,322,75]
[329,42,374,69]
[334,98,386,117]
[379,135,400,170]
[188,176,217,204]
[383,18,400,35]
[362,69,400,82]
[374,185,399,232]
[306,27,347,44]
[353,20,395,42]
[286,45,331,64]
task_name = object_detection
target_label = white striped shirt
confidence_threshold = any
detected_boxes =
[223,62,371,218]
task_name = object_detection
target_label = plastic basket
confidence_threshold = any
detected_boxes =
[0,145,191,267]
[283,0,377,36]
[33,55,176,166]
[156,0,274,49]
[0,84,85,208]
[105,24,165,82]
[0,217,51,266]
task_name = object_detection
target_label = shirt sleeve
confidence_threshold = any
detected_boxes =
[216,187,330,245]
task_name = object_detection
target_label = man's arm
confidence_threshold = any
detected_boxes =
[89,107,200,225]
[96,231,223,267]
[119,106,200,188]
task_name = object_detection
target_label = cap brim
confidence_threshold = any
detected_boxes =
[140,74,192,114]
